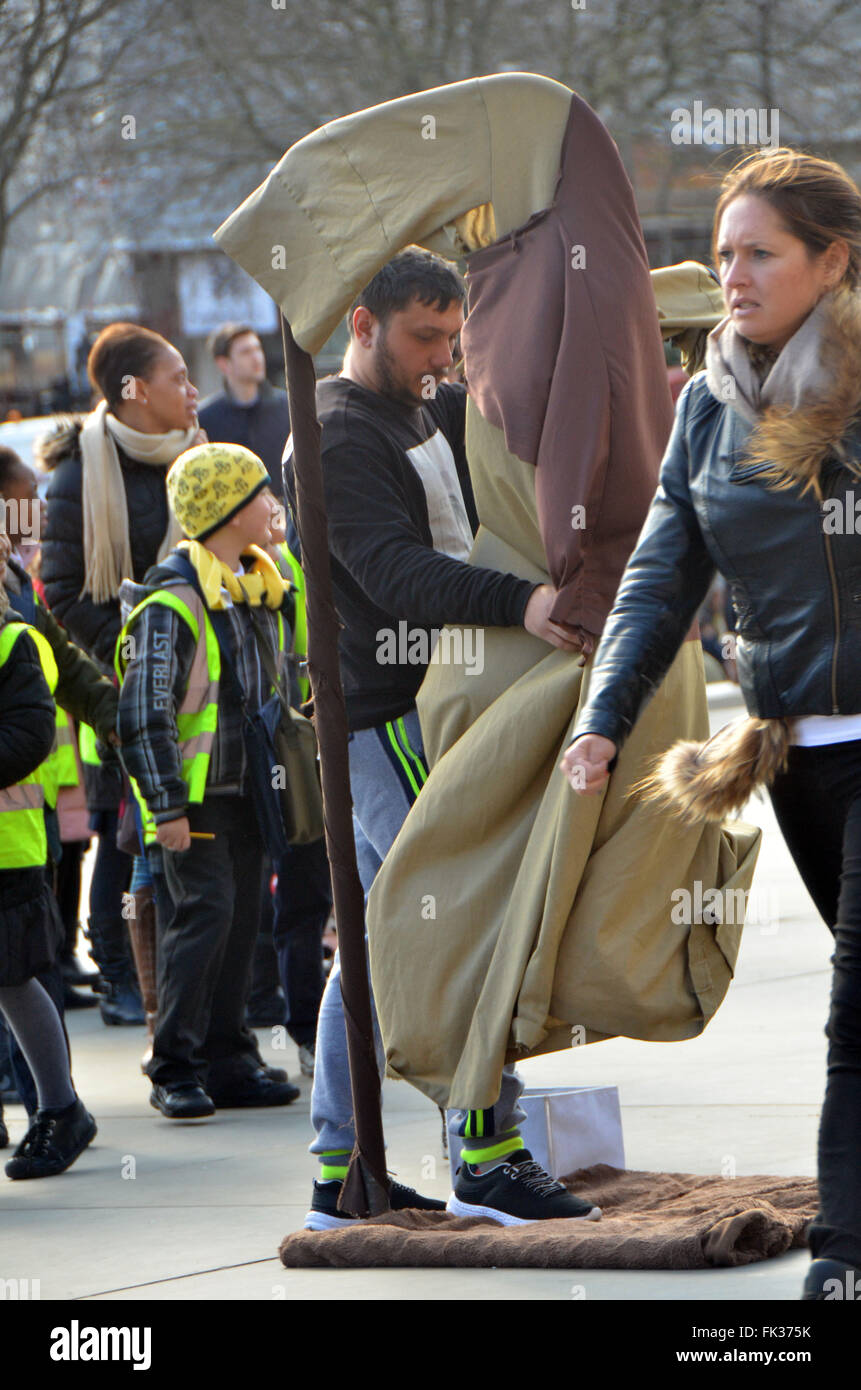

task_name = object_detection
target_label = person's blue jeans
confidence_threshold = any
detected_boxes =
[309,708,524,1162]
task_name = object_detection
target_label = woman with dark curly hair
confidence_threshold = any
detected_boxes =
[40,323,204,1028]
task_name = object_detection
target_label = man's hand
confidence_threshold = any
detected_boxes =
[192,427,209,446]
[155,816,191,851]
[560,734,617,794]
[523,585,586,652]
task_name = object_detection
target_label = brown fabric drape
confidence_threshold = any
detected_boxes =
[461,93,675,638]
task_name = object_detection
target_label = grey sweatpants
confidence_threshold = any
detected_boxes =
[309,707,524,1161]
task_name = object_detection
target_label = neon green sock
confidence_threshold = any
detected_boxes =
[460,1133,524,1167]
[319,1151,350,1182]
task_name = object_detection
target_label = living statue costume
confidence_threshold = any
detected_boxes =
[215,73,760,1112]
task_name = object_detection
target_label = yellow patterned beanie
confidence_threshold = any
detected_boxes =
[167,443,270,542]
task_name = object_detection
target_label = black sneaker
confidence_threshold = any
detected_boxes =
[98,978,146,1026]
[447,1148,602,1225]
[304,1177,447,1231]
[208,1070,299,1108]
[5,1098,97,1180]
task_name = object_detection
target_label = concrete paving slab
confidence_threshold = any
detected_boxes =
[0,686,837,1302]
[88,1249,812,1302]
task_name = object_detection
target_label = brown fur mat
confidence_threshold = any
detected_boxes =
[280,1165,817,1269]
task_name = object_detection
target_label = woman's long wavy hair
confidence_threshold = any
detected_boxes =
[712,147,861,291]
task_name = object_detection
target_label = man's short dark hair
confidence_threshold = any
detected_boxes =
[346,248,464,335]
[208,322,257,360]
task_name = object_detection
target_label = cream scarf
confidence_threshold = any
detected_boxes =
[705,294,833,424]
[80,400,197,604]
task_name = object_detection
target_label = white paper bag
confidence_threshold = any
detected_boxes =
[447,1085,624,1182]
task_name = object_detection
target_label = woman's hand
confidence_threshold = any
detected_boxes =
[155,816,191,851]
[560,734,617,794]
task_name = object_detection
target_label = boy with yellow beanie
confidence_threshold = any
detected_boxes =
[116,443,301,1118]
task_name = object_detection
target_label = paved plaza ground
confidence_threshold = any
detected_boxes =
[0,684,834,1304]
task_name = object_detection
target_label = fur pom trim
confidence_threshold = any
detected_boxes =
[34,414,83,472]
[635,716,792,821]
[745,290,861,498]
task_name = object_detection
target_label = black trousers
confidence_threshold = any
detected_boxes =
[146,794,266,1090]
[770,739,861,1267]
[271,837,331,1047]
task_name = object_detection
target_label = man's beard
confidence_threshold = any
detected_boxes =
[372,330,425,408]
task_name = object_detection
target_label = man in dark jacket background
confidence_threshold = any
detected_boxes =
[198,324,291,499]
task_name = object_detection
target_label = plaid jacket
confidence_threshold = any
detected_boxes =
[117,560,293,823]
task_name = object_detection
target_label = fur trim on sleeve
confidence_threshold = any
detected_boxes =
[636,716,792,821]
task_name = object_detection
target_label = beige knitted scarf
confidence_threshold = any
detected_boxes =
[704,294,832,423]
[80,400,197,603]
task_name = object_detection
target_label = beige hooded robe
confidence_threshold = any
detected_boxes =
[215,73,759,1110]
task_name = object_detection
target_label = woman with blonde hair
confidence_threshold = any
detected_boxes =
[564,146,861,1299]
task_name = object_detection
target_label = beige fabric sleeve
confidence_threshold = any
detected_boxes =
[214,73,572,353]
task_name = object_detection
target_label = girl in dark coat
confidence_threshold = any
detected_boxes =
[0,528,96,1177]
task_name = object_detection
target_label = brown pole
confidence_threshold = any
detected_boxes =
[280,314,390,1218]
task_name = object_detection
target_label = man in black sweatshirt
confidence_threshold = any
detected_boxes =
[284,249,581,1231]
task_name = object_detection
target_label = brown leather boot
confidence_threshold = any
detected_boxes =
[126,886,158,1068]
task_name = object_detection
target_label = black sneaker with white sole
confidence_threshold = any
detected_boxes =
[447,1148,602,1225]
[304,1177,446,1231]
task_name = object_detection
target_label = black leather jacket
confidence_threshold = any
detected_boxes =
[573,372,861,749]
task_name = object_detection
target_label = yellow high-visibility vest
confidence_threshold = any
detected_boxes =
[116,584,285,844]
[0,621,58,869]
[28,590,81,789]
[78,721,100,767]
[51,707,80,788]
[276,542,308,701]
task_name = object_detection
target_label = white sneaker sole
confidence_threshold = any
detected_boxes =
[303,1210,358,1232]
[446,1195,602,1226]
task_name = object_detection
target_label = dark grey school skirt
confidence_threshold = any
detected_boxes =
[0,867,64,987]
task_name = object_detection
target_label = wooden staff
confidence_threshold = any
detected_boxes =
[280,314,390,1218]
